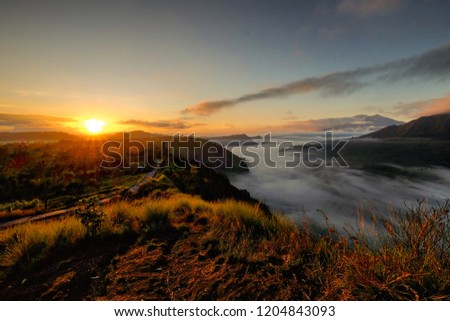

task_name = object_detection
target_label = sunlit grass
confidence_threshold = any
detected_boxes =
[298,201,450,300]
[0,193,448,300]
[0,217,85,269]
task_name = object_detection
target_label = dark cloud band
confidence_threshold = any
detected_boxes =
[183,44,450,116]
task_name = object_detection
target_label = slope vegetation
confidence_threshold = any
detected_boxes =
[0,191,448,300]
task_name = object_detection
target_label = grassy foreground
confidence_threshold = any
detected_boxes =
[0,191,448,300]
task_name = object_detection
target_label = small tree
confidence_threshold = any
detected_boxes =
[75,197,104,237]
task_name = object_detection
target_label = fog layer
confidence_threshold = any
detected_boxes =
[227,134,450,228]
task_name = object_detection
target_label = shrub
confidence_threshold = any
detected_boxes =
[75,197,105,237]
[141,201,171,236]
[0,198,44,212]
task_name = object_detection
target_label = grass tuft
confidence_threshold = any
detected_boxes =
[0,217,85,269]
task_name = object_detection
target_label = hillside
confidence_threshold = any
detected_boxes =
[0,131,78,142]
[286,114,403,132]
[361,113,450,139]
[0,194,303,300]
[0,185,448,300]
[126,163,270,214]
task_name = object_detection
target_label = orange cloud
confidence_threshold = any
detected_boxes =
[389,94,450,118]
[418,94,450,116]
[0,113,75,132]
[119,119,205,131]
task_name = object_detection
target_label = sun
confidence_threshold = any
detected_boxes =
[84,118,105,134]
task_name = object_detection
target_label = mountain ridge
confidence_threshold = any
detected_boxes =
[361,113,450,139]
[320,114,404,131]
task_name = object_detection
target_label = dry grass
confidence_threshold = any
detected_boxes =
[0,193,448,300]
[0,217,85,269]
[298,201,450,300]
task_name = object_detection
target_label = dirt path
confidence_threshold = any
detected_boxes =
[0,207,76,229]
[128,165,159,195]
[0,167,160,229]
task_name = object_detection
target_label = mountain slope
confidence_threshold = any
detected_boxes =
[361,113,450,139]
[321,114,404,131]
[0,191,448,300]
[288,114,403,132]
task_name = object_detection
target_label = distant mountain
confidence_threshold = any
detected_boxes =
[361,113,450,139]
[320,114,404,132]
[104,130,166,140]
[0,131,78,142]
[0,130,171,143]
[288,114,404,132]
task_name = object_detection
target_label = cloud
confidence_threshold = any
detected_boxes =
[230,155,450,229]
[0,113,74,132]
[222,123,236,129]
[281,114,403,132]
[379,44,450,82]
[381,94,450,118]
[14,90,53,97]
[183,71,368,116]
[282,111,299,121]
[419,94,450,116]
[321,27,346,37]
[336,0,404,17]
[120,119,203,130]
[183,43,450,116]
[389,100,435,118]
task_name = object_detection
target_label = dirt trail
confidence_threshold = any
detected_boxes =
[0,167,159,230]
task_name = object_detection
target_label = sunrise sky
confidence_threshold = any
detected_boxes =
[1,0,450,135]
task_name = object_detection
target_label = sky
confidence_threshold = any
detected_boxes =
[0,0,450,135]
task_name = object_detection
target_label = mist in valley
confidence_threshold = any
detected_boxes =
[227,135,450,229]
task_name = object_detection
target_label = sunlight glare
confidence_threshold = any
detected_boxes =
[84,118,105,134]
